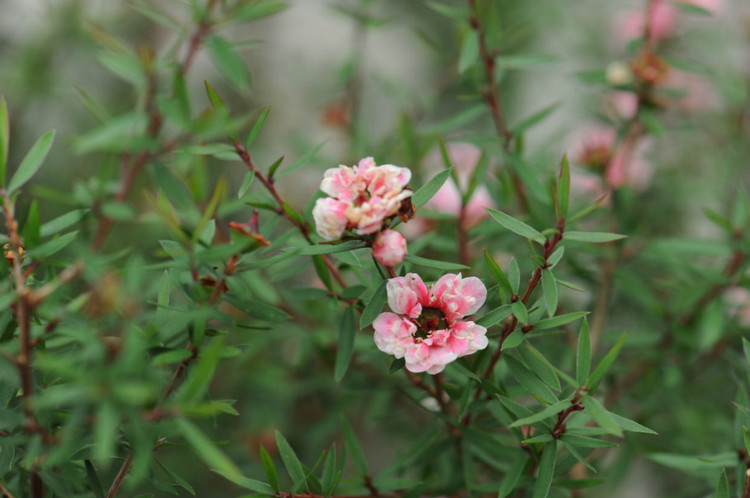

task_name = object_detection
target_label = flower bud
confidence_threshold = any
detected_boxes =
[372,230,407,266]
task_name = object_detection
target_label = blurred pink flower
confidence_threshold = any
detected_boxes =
[423,142,495,229]
[373,273,488,374]
[570,170,609,205]
[724,286,750,327]
[313,157,412,240]
[373,230,408,266]
[572,126,616,168]
[606,140,653,192]
[607,91,639,121]
[616,0,678,45]
[663,70,720,112]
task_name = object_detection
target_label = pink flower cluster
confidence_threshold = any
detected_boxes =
[312,157,412,241]
[373,273,488,374]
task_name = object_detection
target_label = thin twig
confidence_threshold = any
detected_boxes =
[105,451,134,498]
[232,141,348,288]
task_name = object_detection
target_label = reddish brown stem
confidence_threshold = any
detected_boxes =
[232,141,348,288]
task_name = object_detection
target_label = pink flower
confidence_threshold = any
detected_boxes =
[725,287,750,327]
[424,143,496,229]
[606,141,653,192]
[372,230,408,266]
[607,91,639,121]
[312,198,349,240]
[373,273,488,374]
[313,157,413,240]
[572,126,616,169]
[616,0,678,45]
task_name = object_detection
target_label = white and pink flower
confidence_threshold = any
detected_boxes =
[373,230,408,266]
[313,157,412,240]
[373,273,488,374]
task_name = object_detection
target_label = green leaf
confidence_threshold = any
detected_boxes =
[259,444,280,493]
[533,311,588,331]
[193,176,226,243]
[733,189,749,228]
[458,31,479,73]
[22,200,40,248]
[320,445,336,497]
[215,470,275,494]
[743,426,750,456]
[389,357,405,373]
[511,103,560,135]
[85,460,105,498]
[177,418,242,479]
[276,430,308,491]
[484,250,513,296]
[312,254,333,291]
[742,338,750,367]
[288,240,366,256]
[26,231,78,259]
[532,440,557,498]
[476,304,512,328]
[206,35,251,91]
[509,398,571,428]
[334,307,357,382]
[509,258,520,293]
[576,319,591,386]
[520,343,561,391]
[237,170,255,199]
[609,412,657,435]
[541,269,557,318]
[7,130,55,194]
[235,1,287,21]
[275,141,326,180]
[0,96,8,187]
[246,107,270,149]
[176,338,224,404]
[498,454,528,498]
[486,208,544,244]
[582,396,623,437]
[511,300,528,325]
[341,418,368,476]
[559,434,617,448]
[587,333,627,394]
[502,329,525,350]
[420,104,485,135]
[564,231,627,243]
[497,54,559,70]
[716,468,729,498]
[39,209,88,238]
[558,154,570,218]
[411,169,451,208]
[404,254,469,271]
[426,1,468,19]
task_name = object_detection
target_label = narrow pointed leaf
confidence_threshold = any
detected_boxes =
[259,444,280,492]
[587,333,627,394]
[564,231,627,243]
[582,396,623,437]
[360,279,387,329]
[0,96,8,187]
[484,250,513,296]
[275,431,308,490]
[458,31,479,73]
[275,141,326,179]
[486,208,544,244]
[532,440,557,498]
[558,154,570,218]
[716,468,729,498]
[237,170,255,199]
[411,169,451,208]
[8,130,55,194]
[576,319,591,386]
[177,418,242,478]
[334,307,357,381]
[341,418,368,476]
[541,269,558,317]
[534,311,588,331]
[497,453,528,498]
[246,107,270,149]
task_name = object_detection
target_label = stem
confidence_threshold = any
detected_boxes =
[232,141,348,288]
[93,0,219,250]
[743,468,750,498]
[105,451,134,498]
[462,218,565,425]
